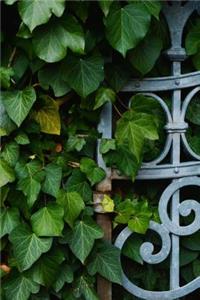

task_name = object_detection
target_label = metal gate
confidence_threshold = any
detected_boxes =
[96,1,200,299]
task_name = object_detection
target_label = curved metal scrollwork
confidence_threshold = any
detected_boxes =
[115,177,200,299]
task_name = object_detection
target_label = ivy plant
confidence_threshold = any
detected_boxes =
[0,1,200,299]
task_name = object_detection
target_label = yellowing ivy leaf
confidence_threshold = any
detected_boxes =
[101,195,114,213]
[33,95,61,135]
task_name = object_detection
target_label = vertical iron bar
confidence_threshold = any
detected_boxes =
[170,62,181,291]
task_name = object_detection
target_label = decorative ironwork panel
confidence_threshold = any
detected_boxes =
[97,1,200,299]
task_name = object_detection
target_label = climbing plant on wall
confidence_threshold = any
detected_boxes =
[1,1,200,299]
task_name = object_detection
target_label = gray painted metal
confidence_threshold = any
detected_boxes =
[97,1,200,299]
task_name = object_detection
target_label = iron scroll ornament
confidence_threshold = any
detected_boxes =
[96,1,200,299]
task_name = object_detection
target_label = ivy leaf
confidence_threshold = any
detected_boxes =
[56,190,85,228]
[140,0,161,19]
[33,16,85,63]
[18,0,65,32]
[193,259,200,277]
[32,95,61,135]
[14,132,30,145]
[186,97,200,126]
[63,54,104,98]
[106,3,151,56]
[53,263,73,292]
[42,163,62,197]
[66,135,86,152]
[0,208,20,238]
[182,231,200,251]
[80,158,106,186]
[1,87,36,127]
[193,52,200,70]
[1,141,19,167]
[185,20,200,55]
[87,241,122,285]
[9,225,52,271]
[93,87,116,110]
[66,169,93,203]
[128,214,150,234]
[0,67,14,89]
[128,30,162,75]
[115,110,158,161]
[0,98,16,136]
[4,270,40,300]
[38,64,70,97]
[31,203,64,237]
[101,195,115,212]
[17,177,41,208]
[0,159,15,187]
[69,217,103,263]
[30,248,65,287]
[98,0,113,16]
[122,234,143,264]
[74,275,99,300]
[105,63,131,92]
[100,139,116,154]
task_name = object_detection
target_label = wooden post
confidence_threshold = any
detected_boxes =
[96,213,112,300]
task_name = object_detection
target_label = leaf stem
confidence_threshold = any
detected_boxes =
[113,104,123,117]
[7,47,17,68]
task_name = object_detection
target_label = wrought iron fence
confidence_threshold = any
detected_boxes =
[96,1,200,299]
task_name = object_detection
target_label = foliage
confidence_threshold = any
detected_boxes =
[1,1,200,299]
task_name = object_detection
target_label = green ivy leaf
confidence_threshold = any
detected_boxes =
[80,158,105,186]
[0,208,20,238]
[186,97,200,125]
[1,141,19,167]
[182,232,200,251]
[32,95,61,135]
[63,54,104,98]
[42,163,62,197]
[98,0,113,16]
[105,63,131,92]
[14,132,30,145]
[140,0,161,19]
[0,158,15,187]
[69,217,103,263]
[56,190,85,228]
[53,263,73,292]
[100,139,116,154]
[17,177,41,208]
[0,97,16,136]
[122,234,143,264]
[31,203,64,237]
[106,3,151,56]
[38,64,70,97]
[186,20,200,55]
[33,16,85,63]
[18,0,65,32]
[74,275,99,300]
[128,30,162,75]
[0,67,14,89]
[66,169,93,203]
[4,270,40,300]
[93,87,116,110]
[115,110,158,161]
[128,214,150,234]
[66,135,86,152]
[193,259,200,277]
[1,87,36,127]
[87,241,122,285]
[30,248,65,287]
[9,224,52,271]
